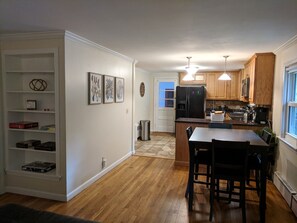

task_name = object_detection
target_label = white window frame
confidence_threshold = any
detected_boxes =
[159,86,175,108]
[282,62,297,149]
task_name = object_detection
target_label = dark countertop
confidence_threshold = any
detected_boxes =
[175,117,267,127]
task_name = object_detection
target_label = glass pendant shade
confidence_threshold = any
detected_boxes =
[218,56,231,80]
[183,57,198,81]
[218,72,231,80]
[183,72,195,81]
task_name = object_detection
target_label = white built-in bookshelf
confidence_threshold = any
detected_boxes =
[2,49,60,180]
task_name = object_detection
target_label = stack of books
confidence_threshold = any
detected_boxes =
[21,161,56,173]
[9,121,38,129]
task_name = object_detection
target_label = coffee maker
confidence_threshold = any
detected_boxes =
[254,107,269,124]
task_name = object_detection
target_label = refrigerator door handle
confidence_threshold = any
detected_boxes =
[186,94,190,117]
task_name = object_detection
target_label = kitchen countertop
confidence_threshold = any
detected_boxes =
[175,117,267,127]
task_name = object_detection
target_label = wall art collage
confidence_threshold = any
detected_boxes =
[88,72,124,105]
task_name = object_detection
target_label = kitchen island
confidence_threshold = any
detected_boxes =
[175,117,267,166]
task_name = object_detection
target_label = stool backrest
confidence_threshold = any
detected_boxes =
[212,139,250,179]
[186,126,193,140]
[261,129,273,144]
[208,123,233,129]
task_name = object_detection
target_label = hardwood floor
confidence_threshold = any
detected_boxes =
[0,156,296,223]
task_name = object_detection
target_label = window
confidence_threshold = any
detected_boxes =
[158,82,175,108]
[284,63,297,139]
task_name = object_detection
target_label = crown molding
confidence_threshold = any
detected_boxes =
[0,30,135,62]
[274,34,297,54]
[65,31,134,62]
[0,30,65,40]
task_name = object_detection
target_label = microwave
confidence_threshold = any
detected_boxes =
[241,78,250,98]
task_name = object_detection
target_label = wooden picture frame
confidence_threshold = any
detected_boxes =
[88,72,102,105]
[26,100,37,110]
[115,77,124,103]
[140,82,145,97]
[103,75,114,103]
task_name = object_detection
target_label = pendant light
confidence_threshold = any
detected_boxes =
[218,55,231,80]
[183,57,198,81]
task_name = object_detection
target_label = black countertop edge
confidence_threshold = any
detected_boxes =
[175,117,267,126]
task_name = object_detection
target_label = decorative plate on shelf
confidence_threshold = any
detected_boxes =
[140,82,145,97]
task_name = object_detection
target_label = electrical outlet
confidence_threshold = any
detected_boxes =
[102,157,107,169]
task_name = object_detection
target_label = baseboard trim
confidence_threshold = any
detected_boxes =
[292,195,297,217]
[66,151,132,201]
[273,171,296,207]
[5,186,67,201]
[4,152,132,201]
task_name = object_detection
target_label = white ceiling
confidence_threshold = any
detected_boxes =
[1,0,297,73]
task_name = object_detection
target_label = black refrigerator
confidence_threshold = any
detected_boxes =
[175,86,206,119]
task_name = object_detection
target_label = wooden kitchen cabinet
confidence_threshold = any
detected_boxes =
[244,53,275,105]
[206,71,240,100]
[226,72,239,100]
[206,72,227,99]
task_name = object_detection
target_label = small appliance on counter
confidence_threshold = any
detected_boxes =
[254,107,269,124]
[210,111,225,122]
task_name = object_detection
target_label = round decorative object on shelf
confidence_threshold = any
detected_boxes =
[140,82,145,97]
[29,79,48,91]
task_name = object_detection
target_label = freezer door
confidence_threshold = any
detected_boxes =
[175,86,187,119]
[188,87,205,118]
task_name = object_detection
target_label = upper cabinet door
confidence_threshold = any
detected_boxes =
[226,72,239,100]
[245,53,275,105]
[206,73,227,99]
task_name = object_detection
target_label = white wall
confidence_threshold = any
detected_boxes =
[134,68,151,139]
[64,33,134,197]
[273,36,297,191]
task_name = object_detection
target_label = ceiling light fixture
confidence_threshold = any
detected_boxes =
[218,55,231,81]
[183,57,198,81]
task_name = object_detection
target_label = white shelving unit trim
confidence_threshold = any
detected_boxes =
[8,128,56,134]
[9,147,56,154]
[6,70,55,73]
[5,169,61,181]
[6,90,55,94]
[8,109,55,114]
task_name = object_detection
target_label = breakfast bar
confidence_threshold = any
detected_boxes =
[187,127,269,222]
[175,117,267,166]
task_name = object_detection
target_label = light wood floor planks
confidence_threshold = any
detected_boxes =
[0,156,296,223]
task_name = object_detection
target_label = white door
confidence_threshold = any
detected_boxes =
[154,78,177,133]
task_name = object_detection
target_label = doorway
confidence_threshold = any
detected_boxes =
[154,78,177,133]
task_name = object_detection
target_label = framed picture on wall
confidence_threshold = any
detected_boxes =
[103,75,114,103]
[88,72,102,105]
[115,77,124,103]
